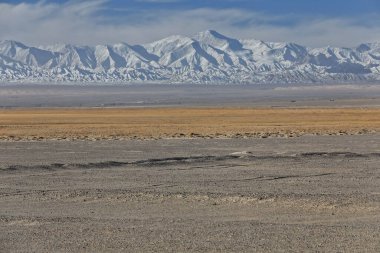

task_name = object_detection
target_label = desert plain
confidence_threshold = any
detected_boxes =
[0,85,380,252]
[1,107,380,141]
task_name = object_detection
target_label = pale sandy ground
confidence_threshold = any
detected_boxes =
[0,136,379,252]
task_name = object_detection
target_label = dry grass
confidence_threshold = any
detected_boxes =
[1,107,380,140]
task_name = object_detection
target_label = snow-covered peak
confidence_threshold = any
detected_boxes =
[147,35,193,48]
[194,30,227,40]
[0,40,28,48]
[0,31,380,84]
[194,30,243,51]
[145,35,193,52]
[0,40,28,57]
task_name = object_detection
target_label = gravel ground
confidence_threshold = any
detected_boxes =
[1,135,379,252]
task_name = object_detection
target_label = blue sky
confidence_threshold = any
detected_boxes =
[0,0,379,47]
[3,0,379,16]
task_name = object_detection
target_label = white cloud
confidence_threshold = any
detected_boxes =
[0,0,379,47]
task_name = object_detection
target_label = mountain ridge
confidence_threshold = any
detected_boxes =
[1,30,380,84]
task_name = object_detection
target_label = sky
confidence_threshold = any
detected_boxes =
[0,0,379,47]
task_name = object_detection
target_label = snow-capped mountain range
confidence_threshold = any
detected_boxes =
[1,30,380,84]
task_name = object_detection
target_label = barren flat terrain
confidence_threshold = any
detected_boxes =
[0,136,380,252]
[1,84,380,108]
[1,85,380,252]
[1,107,380,141]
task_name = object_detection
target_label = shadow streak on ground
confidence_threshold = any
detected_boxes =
[2,151,379,172]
